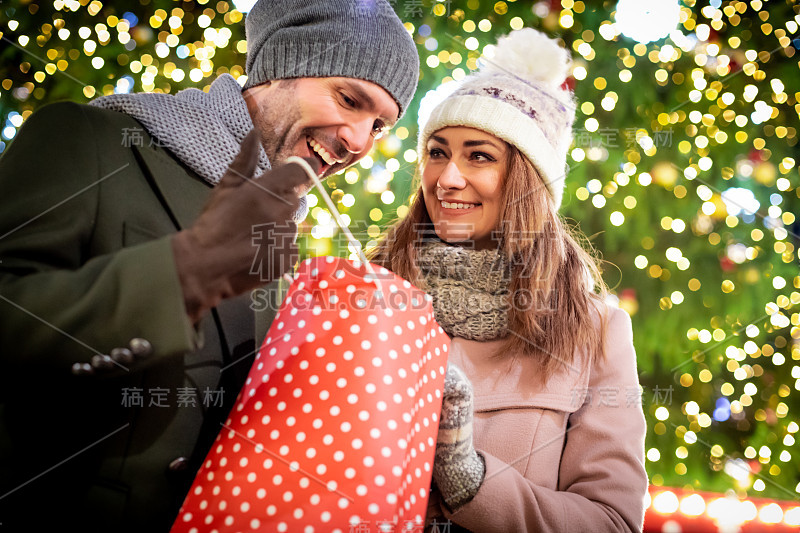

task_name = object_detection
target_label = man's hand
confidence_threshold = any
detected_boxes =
[433,363,486,511]
[172,128,319,323]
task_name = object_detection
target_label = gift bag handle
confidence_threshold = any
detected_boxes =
[286,156,384,300]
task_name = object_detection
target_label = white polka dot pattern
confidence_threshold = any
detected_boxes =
[172,257,449,531]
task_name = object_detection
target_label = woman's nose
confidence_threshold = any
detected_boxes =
[437,161,466,190]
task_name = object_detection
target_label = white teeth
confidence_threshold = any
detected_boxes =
[441,201,478,210]
[308,137,341,166]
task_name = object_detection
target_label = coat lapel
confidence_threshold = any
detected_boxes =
[132,144,212,229]
[133,143,258,374]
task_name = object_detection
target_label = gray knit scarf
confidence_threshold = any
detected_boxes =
[89,73,308,221]
[417,242,512,341]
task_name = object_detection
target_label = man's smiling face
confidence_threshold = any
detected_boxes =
[245,77,400,179]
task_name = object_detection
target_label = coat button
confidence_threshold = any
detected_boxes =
[71,362,93,375]
[91,354,114,370]
[110,347,134,365]
[168,457,190,472]
[129,338,153,358]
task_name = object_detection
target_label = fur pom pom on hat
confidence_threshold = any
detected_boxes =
[418,28,575,208]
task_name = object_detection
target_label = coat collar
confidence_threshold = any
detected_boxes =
[132,144,212,229]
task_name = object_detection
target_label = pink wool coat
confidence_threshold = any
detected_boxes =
[427,305,648,532]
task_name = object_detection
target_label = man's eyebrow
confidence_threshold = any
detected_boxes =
[342,80,397,126]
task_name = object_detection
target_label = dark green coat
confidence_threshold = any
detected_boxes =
[0,102,280,531]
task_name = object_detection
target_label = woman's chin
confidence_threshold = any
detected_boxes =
[433,230,474,247]
[433,228,500,251]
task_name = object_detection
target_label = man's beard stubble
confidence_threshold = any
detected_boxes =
[249,86,300,169]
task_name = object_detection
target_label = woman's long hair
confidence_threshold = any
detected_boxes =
[369,144,608,379]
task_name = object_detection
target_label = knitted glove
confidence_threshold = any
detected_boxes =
[433,363,485,511]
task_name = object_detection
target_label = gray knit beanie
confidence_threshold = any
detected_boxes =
[244,0,420,117]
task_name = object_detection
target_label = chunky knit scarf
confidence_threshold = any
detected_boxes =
[417,242,512,341]
[89,73,308,221]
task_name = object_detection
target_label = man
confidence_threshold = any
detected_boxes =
[0,0,418,530]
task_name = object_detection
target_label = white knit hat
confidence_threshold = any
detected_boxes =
[418,28,576,209]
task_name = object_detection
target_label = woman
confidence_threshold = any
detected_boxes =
[370,28,648,532]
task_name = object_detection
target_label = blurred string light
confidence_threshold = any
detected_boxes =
[713,397,731,422]
[615,0,681,44]
[121,12,138,27]
[1,125,16,141]
[231,0,258,13]
[417,81,460,131]
[721,187,760,217]
[114,75,134,94]
[646,487,800,528]
[723,457,750,483]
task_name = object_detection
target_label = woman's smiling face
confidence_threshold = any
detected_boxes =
[421,126,508,250]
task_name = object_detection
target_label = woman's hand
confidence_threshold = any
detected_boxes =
[433,363,485,510]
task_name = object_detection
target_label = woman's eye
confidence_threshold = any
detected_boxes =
[428,148,445,158]
[341,94,356,107]
[472,152,494,162]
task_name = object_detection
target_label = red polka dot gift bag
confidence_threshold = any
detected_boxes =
[172,256,450,533]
